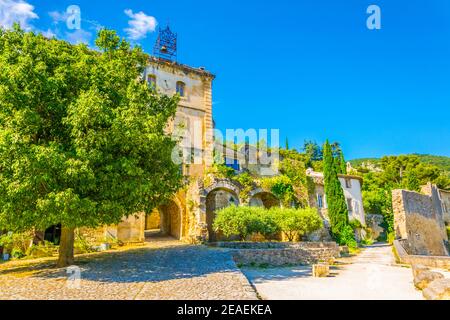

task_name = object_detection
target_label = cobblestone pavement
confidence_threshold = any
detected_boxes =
[242,243,423,300]
[0,238,257,300]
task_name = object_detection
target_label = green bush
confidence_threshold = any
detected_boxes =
[74,234,96,254]
[26,241,59,258]
[348,219,363,230]
[446,226,450,239]
[337,225,358,249]
[213,206,280,240]
[213,206,322,242]
[272,207,323,241]
[0,231,34,255]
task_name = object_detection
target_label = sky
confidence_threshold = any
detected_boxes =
[1,0,449,160]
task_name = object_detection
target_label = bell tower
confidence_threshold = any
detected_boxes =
[153,25,177,61]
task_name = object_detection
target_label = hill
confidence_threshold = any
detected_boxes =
[349,154,450,173]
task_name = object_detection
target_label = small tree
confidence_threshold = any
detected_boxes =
[213,206,252,240]
[273,208,323,241]
[0,26,182,266]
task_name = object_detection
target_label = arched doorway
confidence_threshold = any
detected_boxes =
[249,191,280,209]
[205,188,239,242]
[145,200,182,240]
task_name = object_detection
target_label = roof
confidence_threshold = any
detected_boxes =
[306,168,364,184]
[148,56,215,79]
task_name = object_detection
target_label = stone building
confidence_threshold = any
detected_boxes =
[80,27,367,245]
[107,56,216,243]
[306,169,366,226]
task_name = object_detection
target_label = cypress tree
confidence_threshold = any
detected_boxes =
[323,140,352,244]
[338,150,347,174]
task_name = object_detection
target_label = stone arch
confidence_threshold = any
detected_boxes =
[201,179,241,242]
[146,198,183,240]
[248,188,280,209]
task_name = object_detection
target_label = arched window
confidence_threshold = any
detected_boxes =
[148,74,156,89]
[176,81,185,97]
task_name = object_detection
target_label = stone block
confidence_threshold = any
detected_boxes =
[412,264,429,278]
[312,264,330,277]
[422,278,450,300]
[414,270,444,290]
[339,246,349,256]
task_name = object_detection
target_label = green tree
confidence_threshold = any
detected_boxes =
[0,26,182,266]
[335,150,347,174]
[404,170,420,192]
[272,207,323,241]
[303,140,322,167]
[323,140,353,245]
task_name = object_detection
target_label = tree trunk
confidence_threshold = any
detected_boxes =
[57,226,75,268]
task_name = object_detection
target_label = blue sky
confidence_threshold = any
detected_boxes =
[1,0,450,159]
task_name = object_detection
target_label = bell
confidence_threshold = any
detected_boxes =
[161,45,168,53]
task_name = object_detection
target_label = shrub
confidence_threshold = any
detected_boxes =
[272,207,323,241]
[74,234,96,254]
[213,206,280,240]
[447,226,450,239]
[337,225,358,249]
[349,219,363,230]
[213,206,322,242]
[26,241,59,258]
[0,231,34,255]
[213,206,252,240]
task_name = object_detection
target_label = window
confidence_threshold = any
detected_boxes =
[176,81,185,97]
[148,75,156,89]
[346,198,353,213]
[345,178,352,188]
[317,194,324,208]
[225,158,240,171]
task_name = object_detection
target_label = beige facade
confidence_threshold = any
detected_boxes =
[306,169,366,226]
[103,58,216,243]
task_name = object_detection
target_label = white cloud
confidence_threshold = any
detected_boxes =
[65,28,92,45]
[124,9,157,40]
[0,0,38,30]
[48,10,68,25]
[41,28,56,39]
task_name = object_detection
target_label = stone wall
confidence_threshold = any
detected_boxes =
[394,240,450,270]
[393,188,449,256]
[228,242,340,267]
[439,190,450,224]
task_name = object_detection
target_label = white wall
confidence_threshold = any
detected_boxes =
[339,177,365,225]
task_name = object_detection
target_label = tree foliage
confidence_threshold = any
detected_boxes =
[213,206,322,242]
[0,26,182,266]
[323,140,354,245]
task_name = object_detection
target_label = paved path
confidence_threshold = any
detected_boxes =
[0,238,257,300]
[242,243,424,300]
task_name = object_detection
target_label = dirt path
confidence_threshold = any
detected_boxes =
[242,243,424,300]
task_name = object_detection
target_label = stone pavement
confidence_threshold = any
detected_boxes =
[0,238,257,300]
[242,243,424,300]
